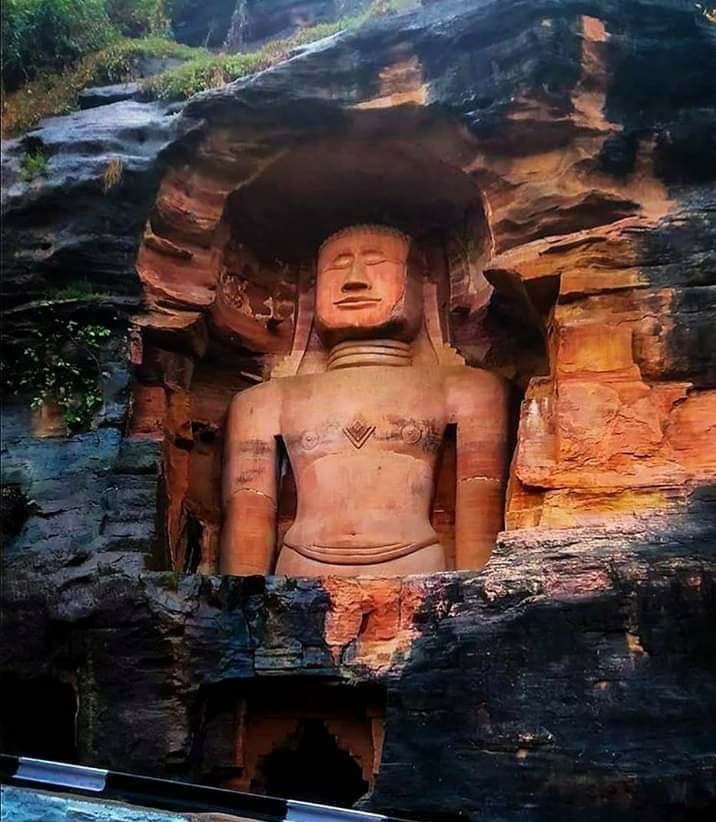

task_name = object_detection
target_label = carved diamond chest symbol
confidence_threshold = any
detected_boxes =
[343,416,375,449]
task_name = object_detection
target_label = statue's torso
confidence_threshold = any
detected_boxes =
[278,365,448,571]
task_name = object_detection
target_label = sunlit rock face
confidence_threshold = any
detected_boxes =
[1,1,715,820]
[127,0,716,572]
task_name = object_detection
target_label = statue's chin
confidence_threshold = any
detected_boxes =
[317,315,421,347]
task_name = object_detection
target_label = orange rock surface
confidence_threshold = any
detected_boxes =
[127,13,715,571]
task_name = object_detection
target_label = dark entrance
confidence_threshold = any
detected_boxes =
[0,674,77,761]
[258,719,369,807]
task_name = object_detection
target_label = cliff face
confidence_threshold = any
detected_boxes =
[171,0,351,50]
[3,524,715,819]
[1,1,716,820]
[155,0,380,55]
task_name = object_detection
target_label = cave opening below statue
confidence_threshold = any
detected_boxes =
[257,719,369,806]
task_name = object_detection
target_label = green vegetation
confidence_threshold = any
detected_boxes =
[1,0,170,91]
[143,18,357,101]
[2,0,114,90]
[2,313,114,432]
[2,20,352,132]
[20,148,49,180]
[106,0,170,38]
[2,36,202,134]
[1,0,422,135]
[41,280,109,301]
[88,34,201,83]
[141,4,422,101]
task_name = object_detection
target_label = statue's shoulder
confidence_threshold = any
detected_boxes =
[228,378,283,414]
[442,364,508,413]
[442,362,506,389]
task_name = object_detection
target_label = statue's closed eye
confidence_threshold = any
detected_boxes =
[330,253,354,268]
[324,251,388,272]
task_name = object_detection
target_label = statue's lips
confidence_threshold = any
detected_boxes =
[333,297,381,309]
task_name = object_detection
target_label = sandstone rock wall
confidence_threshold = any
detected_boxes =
[1,1,715,819]
[127,0,716,565]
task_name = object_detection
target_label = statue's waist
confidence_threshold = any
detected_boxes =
[281,536,440,565]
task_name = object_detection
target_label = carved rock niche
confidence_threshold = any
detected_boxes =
[131,107,550,574]
[196,680,385,806]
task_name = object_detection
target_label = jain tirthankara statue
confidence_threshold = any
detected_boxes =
[221,225,509,576]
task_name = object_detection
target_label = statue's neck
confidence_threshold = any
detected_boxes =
[326,339,412,370]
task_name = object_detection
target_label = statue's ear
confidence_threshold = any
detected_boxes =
[407,240,427,281]
[421,277,465,368]
[271,263,318,378]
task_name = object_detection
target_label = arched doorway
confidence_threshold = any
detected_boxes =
[256,719,369,807]
[195,679,384,805]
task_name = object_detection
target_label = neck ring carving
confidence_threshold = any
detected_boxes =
[326,339,413,370]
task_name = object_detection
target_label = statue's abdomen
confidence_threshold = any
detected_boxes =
[283,451,439,562]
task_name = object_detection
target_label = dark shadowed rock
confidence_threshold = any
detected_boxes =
[1,521,714,820]
[79,83,144,110]
[1,99,180,305]
[171,0,240,47]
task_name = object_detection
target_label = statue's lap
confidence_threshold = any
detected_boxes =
[275,542,446,577]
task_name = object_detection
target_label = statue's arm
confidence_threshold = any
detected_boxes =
[448,368,510,570]
[220,381,281,575]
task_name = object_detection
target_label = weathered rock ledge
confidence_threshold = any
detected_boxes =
[2,517,715,820]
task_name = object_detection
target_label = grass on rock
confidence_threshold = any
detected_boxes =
[143,18,359,101]
[2,37,203,135]
[41,280,110,301]
[20,149,49,180]
[2,0,421,136]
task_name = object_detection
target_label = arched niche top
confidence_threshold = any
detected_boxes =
[138,100,557,356]
[225,132,490,263]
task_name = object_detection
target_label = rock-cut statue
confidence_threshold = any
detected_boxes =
[220,225,509,576]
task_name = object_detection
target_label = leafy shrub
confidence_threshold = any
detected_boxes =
[105,0,169,38]
[2,36,202,135]
[1,1,172,91]
[20,148,49,180]
[1,0,114,91]
[2,313,113,433]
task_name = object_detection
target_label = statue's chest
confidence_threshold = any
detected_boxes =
[280,370,447,459]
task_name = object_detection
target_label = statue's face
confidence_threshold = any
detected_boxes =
[315,226,422,344]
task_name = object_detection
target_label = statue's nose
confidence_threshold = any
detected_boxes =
[341,259,370,292]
